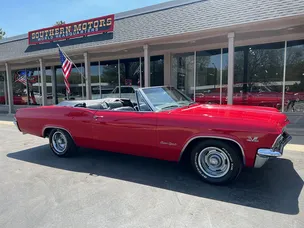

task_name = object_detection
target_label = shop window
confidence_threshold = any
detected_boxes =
[45,68,53,105]
[150,55,164,86]
[90,60,119,100]
[55,63,85,103]
[171,52,194,98]
[12,68,41,105]
[90,56,163,102]
[196,49,223,104]
[120,58,141,88]
[286,40,304,112]
[223,42,285,109]
[0,71,7,105]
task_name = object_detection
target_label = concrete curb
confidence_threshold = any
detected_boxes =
[0,121,14,126]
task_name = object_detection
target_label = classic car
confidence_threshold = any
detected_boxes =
[13,86,292,185]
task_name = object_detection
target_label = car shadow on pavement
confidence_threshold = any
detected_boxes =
[7,145,303,215]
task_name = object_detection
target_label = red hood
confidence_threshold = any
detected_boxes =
[169,104,289,129]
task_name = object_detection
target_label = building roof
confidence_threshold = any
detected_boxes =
[1,0,304,63]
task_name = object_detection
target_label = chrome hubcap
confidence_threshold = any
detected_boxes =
[52,132,67,154]
[197,147,230,178]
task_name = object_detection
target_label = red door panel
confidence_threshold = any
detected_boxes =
[63,108,98,149]
[92,111,158,158]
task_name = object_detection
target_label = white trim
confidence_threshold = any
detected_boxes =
[227,32,235,105]
[98,61,102,98]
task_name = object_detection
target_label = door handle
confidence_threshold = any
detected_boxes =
[93,115,104,120]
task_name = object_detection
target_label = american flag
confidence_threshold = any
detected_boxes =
[15,70,28,86]
[59,48,73,94]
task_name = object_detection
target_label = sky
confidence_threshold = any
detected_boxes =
[0,0,170,38]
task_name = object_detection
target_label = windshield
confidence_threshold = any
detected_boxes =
[141,87,194,111]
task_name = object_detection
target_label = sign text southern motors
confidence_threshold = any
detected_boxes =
[28,14,114,45]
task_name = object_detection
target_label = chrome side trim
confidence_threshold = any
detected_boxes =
[42,126,75,141]
[179,136,246,165]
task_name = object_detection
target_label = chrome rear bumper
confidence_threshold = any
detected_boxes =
[254,131,292,168]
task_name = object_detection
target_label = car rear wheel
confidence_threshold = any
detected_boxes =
[49,129,76,157]
[190,139,243,185]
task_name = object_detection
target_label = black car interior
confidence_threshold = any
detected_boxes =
[70,98,151,112]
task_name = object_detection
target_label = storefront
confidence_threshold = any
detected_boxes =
[0,0,304,119]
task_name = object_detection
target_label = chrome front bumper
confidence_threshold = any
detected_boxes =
[254,131,292,168]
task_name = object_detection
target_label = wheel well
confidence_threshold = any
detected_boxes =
[43,128,54,138]
[43,127,72,140]
[179,137,245,165]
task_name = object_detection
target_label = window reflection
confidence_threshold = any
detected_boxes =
[91,60,119,100]
[45,68,53,105]
[286,40,304,112]
[222,43,285,109]
[12,68,41,105]
[55,63,85,102]
[150,55,164,86]
[195,49,223,104]
[0,71,7,105]
[171,53,194,98]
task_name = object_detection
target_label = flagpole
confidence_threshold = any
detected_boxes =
[57,44,86,81]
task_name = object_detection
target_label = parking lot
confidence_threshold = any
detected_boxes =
[0,122,303,228]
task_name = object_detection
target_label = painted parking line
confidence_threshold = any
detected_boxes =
[285,144,304,152]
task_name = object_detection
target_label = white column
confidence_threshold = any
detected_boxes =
[143,45,150,87]
[193,51,197,102]
[139,57,142,88]
[118,59,121,97]
[164,52,171,85]
[5,63,13,114]
[227,32,235,105]
[3,72,7,105]
[39,58,47,106]
[84,52,91,100]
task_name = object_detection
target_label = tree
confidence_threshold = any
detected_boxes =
[0,28,6,39]
[55,21,65,25]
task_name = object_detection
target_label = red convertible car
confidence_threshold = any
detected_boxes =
[14,86,292,185]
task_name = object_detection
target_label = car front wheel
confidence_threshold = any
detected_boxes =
[191,139,243,185]
[49,129,76,157]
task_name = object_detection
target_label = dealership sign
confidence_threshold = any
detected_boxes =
[28,14,114,45]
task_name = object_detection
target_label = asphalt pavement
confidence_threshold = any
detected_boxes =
[0,120,303,228]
